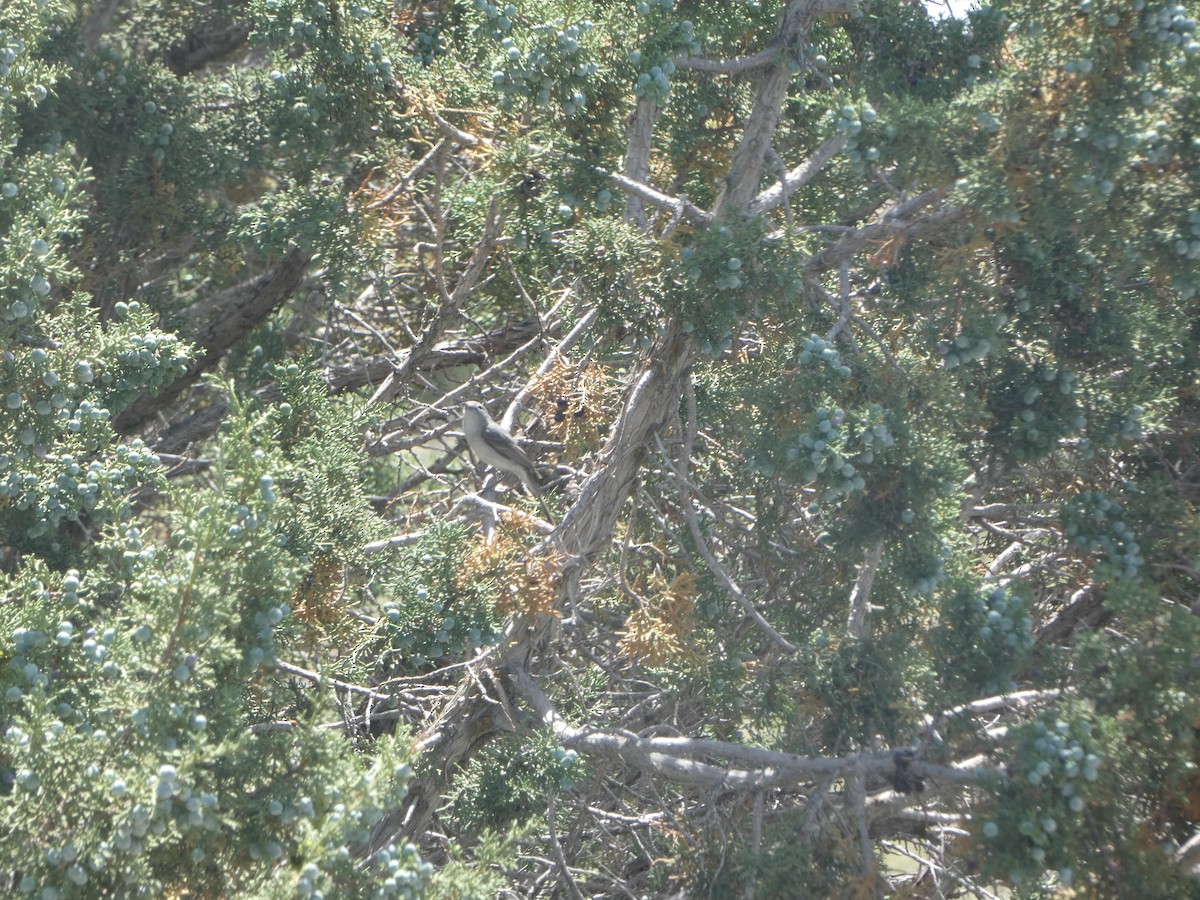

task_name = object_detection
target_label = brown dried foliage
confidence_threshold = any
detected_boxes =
[618,570,699,667]
[527,356,621,459]
[458,511,564,619]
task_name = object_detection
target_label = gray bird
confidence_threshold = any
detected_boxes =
[462,401,551,518]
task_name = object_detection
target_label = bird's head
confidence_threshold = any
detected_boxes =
[462,401,491,434]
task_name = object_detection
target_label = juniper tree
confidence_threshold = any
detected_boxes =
[1,1,430,897]
[4,0,1200,897]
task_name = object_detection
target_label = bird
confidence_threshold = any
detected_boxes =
[461,401,551,519]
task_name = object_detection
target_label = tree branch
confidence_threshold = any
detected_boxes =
[715,0,856,219]
[847,540,884,639]
[608,172,712,227]
[749,135,848,217]
[807,189,962,274]
[622,96,661,231]
[509,668,989,791]
[370,196,506,404]
[115,247,312,434]
[674,47,780,75]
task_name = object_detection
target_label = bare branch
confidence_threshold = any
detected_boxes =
[506,296,600,424]
[371,196,506,404]
[825,257,853,343]
[674,47,779,75]
[749,135,849,217]
[675,0,857,78]
[431,111,486,148]
[548,793,587,900]
[847,540,884,639]
[509,668,990,791]
[715,0,858,219]
[327,317,551,394]
[847,771,878,890]
[550,322,695,564]
[362,532,426,555]
[369,139,449,209]
[1037,586,1109,646]
[277,660,391,702]
[609,172,712,227]
[807,189,962,274]
[927,688,1067,728]
[622,97,662,231]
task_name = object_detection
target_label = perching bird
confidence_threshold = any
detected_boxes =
[462,401,551,519]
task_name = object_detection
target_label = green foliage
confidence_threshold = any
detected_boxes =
[684,809,859,900]
[564,215,663,332]
[0,299,190,565]
[373,525,502,672]
[248,0,407,150]
[804,628,923,747]
[972,710,1107,890]
[447,732,585,834]
[1062,486,1145,579]
[5,0,1200,894]
[0,312,429,895]
[424,824,526,900]
[0,417,427,896]
[268,364,383,571]
[932,581,1034,700]
[0,7,440,896]
[469,0,604,117]
[837,0,1006,102]
[668,219,765,351]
